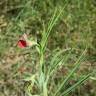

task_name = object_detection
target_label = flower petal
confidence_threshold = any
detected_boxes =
[17,40,27,48]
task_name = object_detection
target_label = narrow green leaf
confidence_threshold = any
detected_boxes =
[47,48,71,78]
[54,50,86,96]
[41,0,69,52]
[41,8,58,49]
[60,73,92,96]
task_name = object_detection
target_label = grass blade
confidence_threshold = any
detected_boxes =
[60,73,92,96]
[41,8,58,50]
[41,0,68,52]
[53,50,86,96]
[47,48,71,79]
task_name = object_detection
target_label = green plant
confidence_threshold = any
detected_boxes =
[0,0,96,96]
[22,2,94,96]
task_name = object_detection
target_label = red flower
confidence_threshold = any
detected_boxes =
[17,40,27,48]
[17,33,37,48]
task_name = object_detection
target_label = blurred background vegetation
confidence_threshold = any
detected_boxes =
[0,0,96,96]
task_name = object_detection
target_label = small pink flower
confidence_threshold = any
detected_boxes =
[17,33,37,48]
